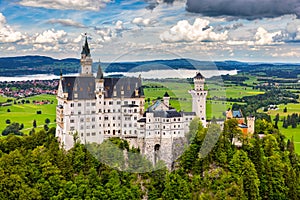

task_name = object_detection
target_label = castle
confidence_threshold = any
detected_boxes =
[56,36,254,168]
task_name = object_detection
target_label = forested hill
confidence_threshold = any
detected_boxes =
[0,119,299,199]
[1,55,300,76]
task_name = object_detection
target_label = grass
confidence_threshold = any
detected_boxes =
[0,94,57,134]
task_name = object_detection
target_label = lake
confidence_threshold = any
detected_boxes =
[0,69,237,82]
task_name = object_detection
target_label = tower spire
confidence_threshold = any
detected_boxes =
[81,33,90,57]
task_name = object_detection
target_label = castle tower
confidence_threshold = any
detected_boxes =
[163,92,170,107]
[189,72,207,127]
[95,63,104,94]
[247,116,255,134]
[80,34,93,76]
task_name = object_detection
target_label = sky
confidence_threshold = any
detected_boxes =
[1,0,300,62]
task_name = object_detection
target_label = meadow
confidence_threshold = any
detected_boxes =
[0,94,57,134]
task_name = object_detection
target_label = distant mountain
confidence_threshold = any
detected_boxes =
[0,55,300,77]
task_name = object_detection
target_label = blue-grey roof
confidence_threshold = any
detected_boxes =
[62,76,96,100]
[233,110,243,118]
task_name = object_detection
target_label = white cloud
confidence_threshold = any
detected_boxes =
[132,17,154,26]
[73,34,83,43]
[18,0,111,11]
[160,18,228,43]
[115,20,124,30]
[254,27,282,45]
[0,13,6,25]
[0,13,24,43]
[47,19,85,28]
[34,29,67,44]
[97,28,116,43]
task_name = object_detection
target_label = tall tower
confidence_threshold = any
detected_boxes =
[246,116,255,134]
[163,92,170,107]
[80,34,93,76]
[189,72,207,127]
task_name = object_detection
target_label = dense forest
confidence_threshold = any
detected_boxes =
[0,118,299,199]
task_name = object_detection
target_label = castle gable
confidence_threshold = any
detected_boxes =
[103,77,143,98]
[62,76,96,100]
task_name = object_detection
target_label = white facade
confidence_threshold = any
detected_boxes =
[189,73,208,127]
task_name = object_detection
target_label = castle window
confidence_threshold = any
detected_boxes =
[134,116,137,120]
[80,118,84,122]
[92,125,95,129]
[99,109,102,113]
[108,130,110,134]
[178,118,180,121]
[104,116,108,120]
[174,131,176,134]
[70,119,74,123]
[113,117,115,120]
[108,124,110,127]
[124,101,128,105]
[104,102,106,105]
[92,132,96,136]
[87,132,90,136]
[91,102,96,106]
[124,124,127,127]
[99,117,101,120]
[78,111,81,115]
[81,133,83,137]
[86,126,90,129]
[132,101,136,104]
[107,109,110,113]
[70,127,75,131]
[113,124,115,127]
[80,126,83,130]
[91,111,96,114]
[118,116,121,120]
[78,103,81,107]
[134,109,137,113]
[99,124,101,127]
[117,101,121,105]
[70,103,74,107]
[86,102,90,106]
[109,101,113,105]
[163,132,165,135]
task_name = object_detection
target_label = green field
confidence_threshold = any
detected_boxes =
[0,94,57,134]
[258,103,300,153]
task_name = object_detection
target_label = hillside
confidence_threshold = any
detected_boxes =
[1,55,300,78]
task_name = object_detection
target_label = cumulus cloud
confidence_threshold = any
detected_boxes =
[254,27,282,45]
[34,29,67,44]
[186,0,300,19]
[0,13,24,43]
[96,28,116,43]
[160,18,228,43]
[47,19,85,28]
[132,17,154,27]
[18,0,111,11]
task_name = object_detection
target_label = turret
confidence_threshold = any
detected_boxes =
[194,72,205,91]
[189,72,207,127]
[163,92,170,107]
[95,63,104,95]
[247,116,255,134]
[80,34,93,76]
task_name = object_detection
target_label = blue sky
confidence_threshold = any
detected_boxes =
[1,0,300,62]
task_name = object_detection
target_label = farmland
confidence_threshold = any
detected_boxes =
[0,94,57,134]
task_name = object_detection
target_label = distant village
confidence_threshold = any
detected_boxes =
[0,79,58,100]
